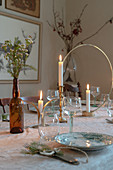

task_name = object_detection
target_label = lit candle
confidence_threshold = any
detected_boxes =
[58,55,63,86]
[86,84,90,112]
[38,90,43,113]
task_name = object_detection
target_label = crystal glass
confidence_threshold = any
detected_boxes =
[64,56,77,83]
[107,99,113,117]
[47,90,59,115]
[63,97,82,133]
[90,86,100,107]
[63,97,82,114]
[38,112,60,142]
[100,94,110,107]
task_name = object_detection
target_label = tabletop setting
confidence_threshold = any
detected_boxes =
[2,0,113,169]
[1,1,113,169]
[1,50,113,170]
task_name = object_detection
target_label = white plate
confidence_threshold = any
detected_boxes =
[55,132,113,151]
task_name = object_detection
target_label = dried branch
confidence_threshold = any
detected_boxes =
[47,1,87,52]
[48,1,113,51]
[74,17,113,47]
[79,4,88,19]
[47,0,113,81]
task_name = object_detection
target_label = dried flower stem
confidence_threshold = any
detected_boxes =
[48,0,113,81]
[74,17,113,47]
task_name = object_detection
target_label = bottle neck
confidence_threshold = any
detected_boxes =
[13,77,20,98]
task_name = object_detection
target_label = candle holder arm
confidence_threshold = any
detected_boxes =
[22,100,40,124]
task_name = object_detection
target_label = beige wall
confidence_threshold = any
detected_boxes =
[0,0,113,101]
[66,0,113,99]
[0,0,66,100]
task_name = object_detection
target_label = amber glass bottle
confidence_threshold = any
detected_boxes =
[9,78,24,133]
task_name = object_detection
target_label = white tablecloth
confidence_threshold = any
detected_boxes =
[0,108,113,170]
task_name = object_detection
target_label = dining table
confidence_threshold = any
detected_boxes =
[0,105,113,170]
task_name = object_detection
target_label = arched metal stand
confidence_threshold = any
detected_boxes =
[62,44,113,116]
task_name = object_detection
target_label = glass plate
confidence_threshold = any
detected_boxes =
[55,132,113,151]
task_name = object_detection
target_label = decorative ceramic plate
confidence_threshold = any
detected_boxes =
[55,132,113,151]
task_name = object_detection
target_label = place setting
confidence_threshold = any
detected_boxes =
[1,43,113,169]
[0,41,113,168]
[18,52,113,166]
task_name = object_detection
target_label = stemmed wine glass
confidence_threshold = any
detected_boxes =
[90,86,100,107]
[38,112,60,142]
[101,94,110,107]
[38,90,60,142]
[47,90,59,115]
[63,97,82,133]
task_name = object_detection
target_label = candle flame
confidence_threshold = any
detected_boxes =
[87,84,89,90]
[40,90,42,100]
[59,55,62,62]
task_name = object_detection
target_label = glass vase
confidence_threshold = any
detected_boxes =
[63,46,77,84]
[9,77,24,133]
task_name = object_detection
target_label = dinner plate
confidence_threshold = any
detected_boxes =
[55,132,113,151]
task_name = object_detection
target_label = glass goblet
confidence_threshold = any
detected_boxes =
[38,112,60,142]
[90,86,100,107]
[63,97,82,133]
[47,90,59,116]
[107,99,113,117]
[100,94,109,107]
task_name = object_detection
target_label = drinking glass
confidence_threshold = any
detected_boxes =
[38,112,60,142]
[90,86,100,107]
[47,90,59,115]
[63,97,82,133]
[100,94,109,107]
[63,97,82,114]
[107,99,113,117]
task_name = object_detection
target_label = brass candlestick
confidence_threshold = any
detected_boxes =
[39,87,67,123]
[82,111,94,117]
[59,86,67,123]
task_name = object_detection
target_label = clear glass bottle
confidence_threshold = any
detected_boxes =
[9,78,24,133]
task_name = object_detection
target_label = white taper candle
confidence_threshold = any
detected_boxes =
[86,84,90,112]
[58,55,63,86]
[38,90,43,113]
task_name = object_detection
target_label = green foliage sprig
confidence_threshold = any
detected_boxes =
[2,36,36,78]
[22,142,51,155]
[22,142,63,156]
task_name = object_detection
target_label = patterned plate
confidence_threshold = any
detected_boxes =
[55,132,113,151]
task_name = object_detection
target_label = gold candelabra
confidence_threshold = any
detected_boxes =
[59,86,67,123]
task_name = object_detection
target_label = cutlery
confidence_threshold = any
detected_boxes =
[106,119,113,123]
[40,149,80,165]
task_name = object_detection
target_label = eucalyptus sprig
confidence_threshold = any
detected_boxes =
[22,142,63,156]
[22,142,51,155]
[1,36,36,78]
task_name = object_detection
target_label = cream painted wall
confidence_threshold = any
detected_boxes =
[0,0,66,100]
[1,0,113,100]
[66,0,113,99]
